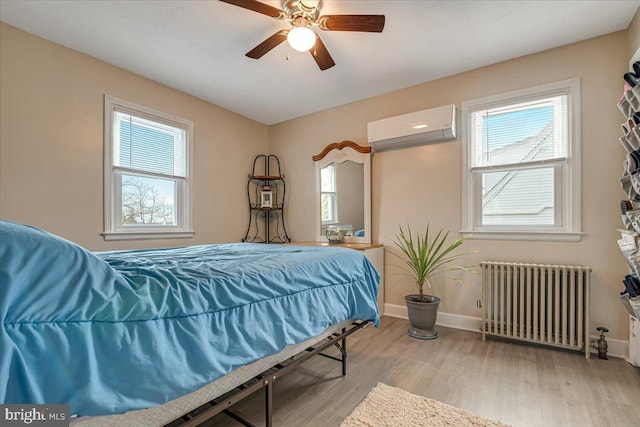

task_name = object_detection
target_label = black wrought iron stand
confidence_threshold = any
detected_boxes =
[242,155,290,244]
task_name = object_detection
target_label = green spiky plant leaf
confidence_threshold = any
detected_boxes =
[392,224,473,302]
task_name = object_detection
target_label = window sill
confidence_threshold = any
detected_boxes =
[102,230,195,241]
[459,230,583,242]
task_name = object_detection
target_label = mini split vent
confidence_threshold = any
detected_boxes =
[367,104,456,152]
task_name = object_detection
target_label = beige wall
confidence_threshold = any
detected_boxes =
[0,23,268,251]
[0,22,634,342]
[628,7,640,59]
[270,31,631,341]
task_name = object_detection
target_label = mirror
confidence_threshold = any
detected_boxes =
[320,161,364,236]
[313,141,371,244]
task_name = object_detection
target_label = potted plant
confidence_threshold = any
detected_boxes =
[392,224,472,340]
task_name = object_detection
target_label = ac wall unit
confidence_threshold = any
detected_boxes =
[367,104,456,152]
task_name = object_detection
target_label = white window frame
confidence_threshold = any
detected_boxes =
[103,95,194,241]
[321,164,338,225]
[461,78,582,241]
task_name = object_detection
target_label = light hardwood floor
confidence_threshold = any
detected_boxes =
[205,316,640,427]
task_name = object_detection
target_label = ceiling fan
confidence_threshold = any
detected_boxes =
[219,0,385,70]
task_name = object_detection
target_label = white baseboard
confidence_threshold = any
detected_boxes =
[383,303,629,359]
[382,303,410,320]
[384,303,481,333]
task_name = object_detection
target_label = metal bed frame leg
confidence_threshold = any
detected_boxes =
[341,327,347,376]
[265,379,273,427]
[221,410,255,427]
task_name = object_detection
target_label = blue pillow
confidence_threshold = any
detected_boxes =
[0,220,122,322]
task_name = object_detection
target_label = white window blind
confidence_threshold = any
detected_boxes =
[113,110,187,178]
[470,96,567,168]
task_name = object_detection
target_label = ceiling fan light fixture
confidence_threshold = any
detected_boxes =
[223,0,385,71]
[287,26,316,52]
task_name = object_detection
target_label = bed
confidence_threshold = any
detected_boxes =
[0,220,380,425]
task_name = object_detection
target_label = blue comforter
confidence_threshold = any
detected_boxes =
[0,221,379,416]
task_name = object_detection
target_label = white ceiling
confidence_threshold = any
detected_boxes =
[1,1,638,125]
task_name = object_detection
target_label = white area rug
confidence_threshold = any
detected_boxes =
[341,383,510,427]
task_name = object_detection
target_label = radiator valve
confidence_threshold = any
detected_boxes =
[596,326,609,360]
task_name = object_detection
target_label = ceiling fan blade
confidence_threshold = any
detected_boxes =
[317,15,385,32]
[219,0,285,19]
[310,35,335,71]
[246,30,288,59]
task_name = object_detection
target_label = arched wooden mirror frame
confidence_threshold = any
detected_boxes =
[312,141,372,244]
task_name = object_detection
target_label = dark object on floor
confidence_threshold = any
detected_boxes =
[596,326,609,360]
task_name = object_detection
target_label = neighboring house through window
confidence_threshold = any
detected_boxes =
[461,78,581,241]
[103,96,194,240]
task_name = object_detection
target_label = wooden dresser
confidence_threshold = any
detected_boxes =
[293,242,384,315]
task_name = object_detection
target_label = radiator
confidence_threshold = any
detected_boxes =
[480,261,591,358]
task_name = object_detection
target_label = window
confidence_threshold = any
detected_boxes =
[103,96,193,240]
[461,78,581,241]
[321,164,338,225]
